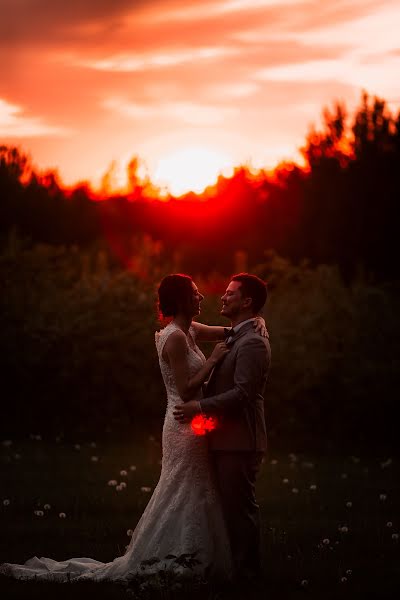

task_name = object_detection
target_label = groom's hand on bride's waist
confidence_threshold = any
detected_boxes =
[173,400,201,423]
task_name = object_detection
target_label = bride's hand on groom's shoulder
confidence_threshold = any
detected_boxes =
[254,316,268,338]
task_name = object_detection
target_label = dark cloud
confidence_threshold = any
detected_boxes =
[0,0,151,45]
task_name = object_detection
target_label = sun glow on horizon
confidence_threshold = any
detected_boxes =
[152,146,234,196]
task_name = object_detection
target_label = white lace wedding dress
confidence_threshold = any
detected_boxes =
[0,322,232,584]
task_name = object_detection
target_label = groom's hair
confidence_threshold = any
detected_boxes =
[231,273,267,314]
[158,274,194,317]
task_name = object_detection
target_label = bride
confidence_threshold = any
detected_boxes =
[0,273,265,584]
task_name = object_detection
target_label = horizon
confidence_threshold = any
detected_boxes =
[1,0,400,194]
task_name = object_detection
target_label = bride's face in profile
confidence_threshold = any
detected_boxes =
[188,282,204,317]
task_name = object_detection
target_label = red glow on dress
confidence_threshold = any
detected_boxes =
[190,414,217,436]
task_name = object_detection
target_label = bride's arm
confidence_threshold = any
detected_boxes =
[164,330,229,402]
[191,317,268,342]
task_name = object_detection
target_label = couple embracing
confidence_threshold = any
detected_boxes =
[0,272,271,591]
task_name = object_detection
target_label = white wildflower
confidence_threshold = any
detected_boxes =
[346,501,353,508]
[127,529,134,537]
[44,504,51,510]
[91,456,99,462]
[379,494,387,501]
[3,499,10,506]
[322,538,330,545]
[310,484,317,491]
[108,480,118,487]
[129,465,137,471]
[120,470,128,477]
[59,512,66,518]
[141,487,152,493]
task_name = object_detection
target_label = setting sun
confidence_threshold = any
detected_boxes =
[152,146,234,196]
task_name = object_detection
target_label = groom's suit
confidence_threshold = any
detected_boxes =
[199,320,271,582]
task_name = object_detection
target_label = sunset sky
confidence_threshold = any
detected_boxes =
[1,0,400,194]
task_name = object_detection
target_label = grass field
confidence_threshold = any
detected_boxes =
[0,434,399,599]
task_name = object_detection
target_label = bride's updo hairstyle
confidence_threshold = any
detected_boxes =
[158,274,194,318]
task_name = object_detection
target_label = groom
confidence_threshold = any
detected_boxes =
[173,273,271,587]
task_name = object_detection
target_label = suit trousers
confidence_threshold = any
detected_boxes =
[211,450,264,583]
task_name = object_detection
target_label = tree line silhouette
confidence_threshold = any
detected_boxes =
[1,91,399,281]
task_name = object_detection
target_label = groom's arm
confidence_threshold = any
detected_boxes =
[199,337,269,416]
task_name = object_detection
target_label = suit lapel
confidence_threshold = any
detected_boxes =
[225,320,255,346]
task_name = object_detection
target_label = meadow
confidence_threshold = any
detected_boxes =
[0,435,399,599]
[1,235,399,598]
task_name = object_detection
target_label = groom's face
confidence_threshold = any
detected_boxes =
[220,281,245,318]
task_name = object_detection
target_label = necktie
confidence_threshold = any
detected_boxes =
[224,327,234,340]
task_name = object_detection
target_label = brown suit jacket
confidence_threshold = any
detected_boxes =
[199,321,271,452]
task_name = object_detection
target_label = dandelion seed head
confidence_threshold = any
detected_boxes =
[339,526,349,533]
[392,533,399,541]
[59,512,66,518]
[322,538,330,545]
[108,480,118,486]
[346,501,352,508]
[301,579,308,587]
[119,482,127,489]
[120,470,128,476]
[387,521,393,528]
[3,499,10,506]
[341,577,348,583]
[34,510,44,517]
[44,504,51,510]
[346,569,352,575]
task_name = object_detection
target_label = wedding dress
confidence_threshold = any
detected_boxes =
[0,321,232,584]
